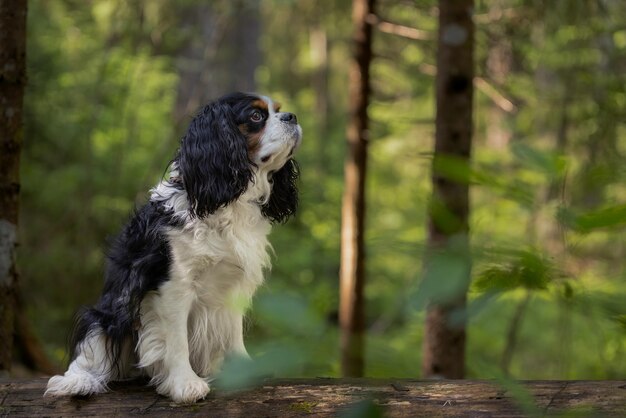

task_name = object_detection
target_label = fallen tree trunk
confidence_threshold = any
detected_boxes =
[1,378,624,417]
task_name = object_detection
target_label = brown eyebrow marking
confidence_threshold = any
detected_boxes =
[251,99,269,112]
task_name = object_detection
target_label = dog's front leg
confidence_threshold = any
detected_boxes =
[230,312,251,360]
[140,280,210,403]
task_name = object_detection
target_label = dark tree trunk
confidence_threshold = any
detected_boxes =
[339,0,375,378]
[0,0,28,373]
[174,0,261,125]
[422,0,474,379]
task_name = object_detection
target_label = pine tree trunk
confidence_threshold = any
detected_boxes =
[339,0,375,378]
[422,0,474,379]
[0,0,28,373]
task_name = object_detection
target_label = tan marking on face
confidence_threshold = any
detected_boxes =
[273,102,282,112]
[251,99,269,112]
[239,123,264,159]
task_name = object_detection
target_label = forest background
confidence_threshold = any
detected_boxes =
[16,0,626,380]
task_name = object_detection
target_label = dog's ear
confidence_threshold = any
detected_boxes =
[178,101,253,217]
[262,159,299,223]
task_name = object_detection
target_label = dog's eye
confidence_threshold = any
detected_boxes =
[250,111,263,123]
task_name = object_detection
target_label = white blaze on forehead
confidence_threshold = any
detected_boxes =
[256,95,283,115]
[260,96,275,115]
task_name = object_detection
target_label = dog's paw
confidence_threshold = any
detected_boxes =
[45,372,106,397]
[157,374,210,404]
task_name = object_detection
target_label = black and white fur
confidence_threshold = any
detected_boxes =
[45,92,301,403]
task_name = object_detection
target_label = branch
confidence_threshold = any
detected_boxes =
[415,64,518,113]
[474,77,518,113]
[366,13,433,41]
[474,8,528,24]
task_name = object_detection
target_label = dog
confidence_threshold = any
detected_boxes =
[45,92,302,403]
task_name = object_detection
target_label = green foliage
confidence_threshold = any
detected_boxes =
[22,0,179,355]
[474,250,557,292]
[338,398,385,418]
[558,204,626,233]
[415,235,471,309]
[19,0,626,382]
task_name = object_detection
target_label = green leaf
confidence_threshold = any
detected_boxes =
[558,204,626,233]
[432,154,473,184]
[414,235,471,308]
[216,345,303,391]
[511,142,567,176]
[339,399,385,418]
[474,250,555,292]
[255,293,325,337]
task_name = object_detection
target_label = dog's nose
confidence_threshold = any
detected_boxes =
[279,112,297,124]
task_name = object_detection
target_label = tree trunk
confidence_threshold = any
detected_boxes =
[310,26,330,200]
[0,0,28,373]
[174,0,260,125]
[576,2,619,209]
[485,2,512,151]
[422,0,474,379]
[339,0,375,378]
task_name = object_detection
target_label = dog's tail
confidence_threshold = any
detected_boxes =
[45,328,111,396]
[45,308,135,397]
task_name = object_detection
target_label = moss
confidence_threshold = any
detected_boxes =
[289,401,317,414]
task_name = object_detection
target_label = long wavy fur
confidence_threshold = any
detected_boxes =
[262,159,299,223]
[178,101,254,218]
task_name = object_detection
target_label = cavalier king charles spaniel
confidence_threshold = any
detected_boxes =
[45,92,301,403]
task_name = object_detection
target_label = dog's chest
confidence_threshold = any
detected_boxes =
[168,204,272,303]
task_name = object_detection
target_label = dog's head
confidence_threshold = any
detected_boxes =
[176,92,302,222]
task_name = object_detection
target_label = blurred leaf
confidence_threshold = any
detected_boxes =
[561,281,575,301]
[414,235,471,309]
[474,250,556,292]
[338,398,385,418]
[558,204,626,233]
[216,344,304,391]
[492,371,542,418]
[432,154,473,184]
[502,179,536,208]
[616,315,626,333]
[428,196,464,234]
[466,292,501,322]
[511,142,567,177]
[255,293,325,337]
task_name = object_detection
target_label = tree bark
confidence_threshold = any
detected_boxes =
[0,0,28,373]
[339,0,375,378]
[174,0,260,125]
[422,0,474,379]
[2,378,625,417]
